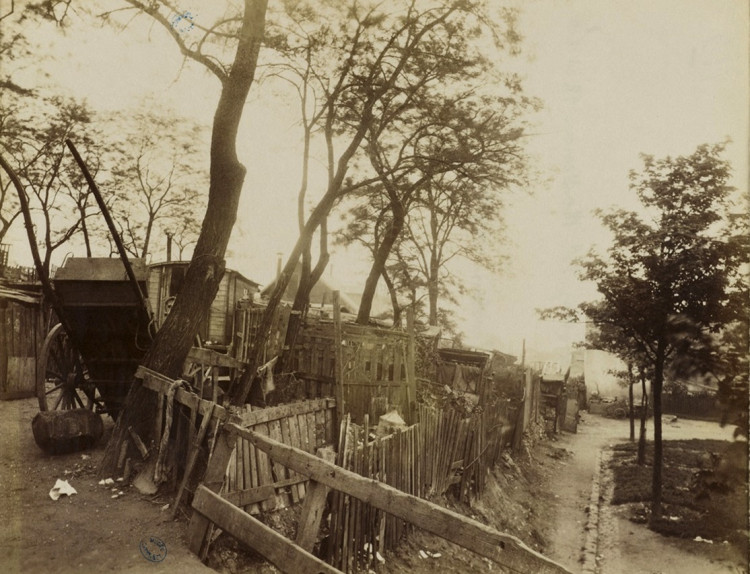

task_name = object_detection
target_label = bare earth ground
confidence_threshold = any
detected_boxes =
[0,397,212,573]
[1,396,746,573]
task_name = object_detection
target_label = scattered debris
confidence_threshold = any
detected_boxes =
[49,479,77,501]
[693,536,714,544]
[98,478,115,486]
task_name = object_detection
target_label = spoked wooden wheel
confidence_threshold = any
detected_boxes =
[37,323,100,411]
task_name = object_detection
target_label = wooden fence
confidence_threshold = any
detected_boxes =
[325,398,519,572]
[231,302,292,364]
[0,289,45,399]
[188,422,572,574]
[224,398,337,514]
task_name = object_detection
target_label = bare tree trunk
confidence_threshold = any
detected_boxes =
[650,341,666,521]
[100,0,269,476]
[628,363,635,442]
[638,372,648,465]
[428,258,439,326]
[357,203,404,325]
[382,268,402,327]
[280,220,329,373]
[81,214,92,257]
[141,216,153,258]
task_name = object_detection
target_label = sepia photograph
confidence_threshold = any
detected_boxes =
[0,1,747,572]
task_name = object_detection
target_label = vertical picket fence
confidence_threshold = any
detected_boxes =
[327,399,516,572]
[327,415,421,573]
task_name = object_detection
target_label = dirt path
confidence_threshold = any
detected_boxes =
[0,397,213,573]
[544,413,745,574]
[543,414,626,571]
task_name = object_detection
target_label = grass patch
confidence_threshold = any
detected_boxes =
[609,439,748,555]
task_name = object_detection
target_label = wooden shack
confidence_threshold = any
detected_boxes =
[147,261,260,351]
[0,283,44,399]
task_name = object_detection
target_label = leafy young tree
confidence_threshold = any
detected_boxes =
[576,142,747,521]
[582,304,652,463]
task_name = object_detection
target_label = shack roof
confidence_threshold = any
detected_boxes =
[150,260,260,287]
[437,348,490,367]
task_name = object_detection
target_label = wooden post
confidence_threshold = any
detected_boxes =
[0,301,7,395]
[406,307,417,424]
[296,448,335,551]
[187,414,241,559]
[333,291,344,441]
[172,404,216,518]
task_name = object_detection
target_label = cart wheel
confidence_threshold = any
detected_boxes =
[37,324,99,412]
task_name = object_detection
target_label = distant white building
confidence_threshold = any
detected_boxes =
[570,349,648,401]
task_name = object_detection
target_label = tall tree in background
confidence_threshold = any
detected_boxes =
[399,167,513,326]
[243,0,531,395]
[576,142,747,521]
[0,95,103,274]
[109,111,208,260]
[0,104,23,245]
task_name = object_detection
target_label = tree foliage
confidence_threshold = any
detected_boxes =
[330,1,536,328]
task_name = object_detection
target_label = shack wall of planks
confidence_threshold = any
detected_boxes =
[292,320,413,425]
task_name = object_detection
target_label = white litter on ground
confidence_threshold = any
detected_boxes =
[49,479,77,501]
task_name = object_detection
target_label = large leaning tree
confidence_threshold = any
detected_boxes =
[98,0,270,474]
[576,142,748,521]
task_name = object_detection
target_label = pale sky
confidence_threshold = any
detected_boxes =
[5,0,749,365]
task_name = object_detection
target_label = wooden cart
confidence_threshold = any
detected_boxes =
[36,257,152,417]
[36,258,258,417]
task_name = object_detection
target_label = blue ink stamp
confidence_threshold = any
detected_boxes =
[139,536,167,563]
[171,10,195,34]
